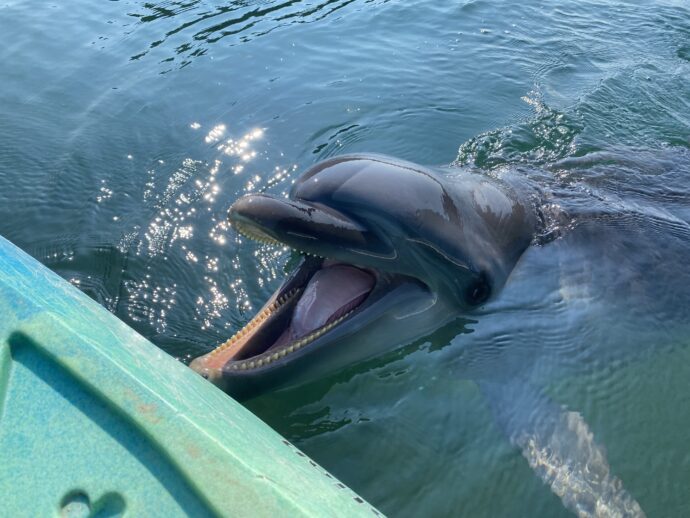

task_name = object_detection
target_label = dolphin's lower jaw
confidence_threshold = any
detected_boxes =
[189,248,430,398]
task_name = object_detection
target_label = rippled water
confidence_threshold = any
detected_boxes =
[2,1,690,516]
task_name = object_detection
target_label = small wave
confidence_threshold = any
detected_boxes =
[454,92,583,169]
[127,0,384,69]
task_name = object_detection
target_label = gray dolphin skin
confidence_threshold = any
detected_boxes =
[190,154,648,517]
[190,154,537,396]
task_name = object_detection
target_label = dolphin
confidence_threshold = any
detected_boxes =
[190,153,650,517]
[190,154,537,395]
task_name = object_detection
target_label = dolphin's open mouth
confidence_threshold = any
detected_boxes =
[193,249,378,373]
[188,188,418,382]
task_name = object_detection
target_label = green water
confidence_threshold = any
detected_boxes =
[1,1,690,516]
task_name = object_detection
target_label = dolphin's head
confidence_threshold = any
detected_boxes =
[190,155,536,398]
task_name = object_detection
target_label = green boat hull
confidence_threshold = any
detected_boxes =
[0,235,379,517]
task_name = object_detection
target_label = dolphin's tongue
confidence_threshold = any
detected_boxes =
[291,264,374,339]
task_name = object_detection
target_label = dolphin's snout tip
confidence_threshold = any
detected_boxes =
[189,356,223,385]
[228,193,283,218]
[189,357,209,379]
[227,195,254,224]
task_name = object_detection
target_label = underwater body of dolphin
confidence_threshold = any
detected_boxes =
[189,153,690,517]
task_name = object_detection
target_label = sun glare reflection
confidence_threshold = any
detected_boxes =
[204,123,226,144]
[118,121,297,343]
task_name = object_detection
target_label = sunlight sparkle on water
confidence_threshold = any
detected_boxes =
[204,124,226,144]
[119,120,295,332]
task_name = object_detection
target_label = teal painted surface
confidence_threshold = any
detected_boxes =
[0,235,380,518]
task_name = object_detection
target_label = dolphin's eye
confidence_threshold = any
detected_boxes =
[466,273,491,305]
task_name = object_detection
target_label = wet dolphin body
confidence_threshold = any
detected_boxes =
[190,154,648,516]
[190,154,537,395]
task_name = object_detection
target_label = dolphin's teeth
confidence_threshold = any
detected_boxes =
[211,303,355,369]
[209,281,355,367]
